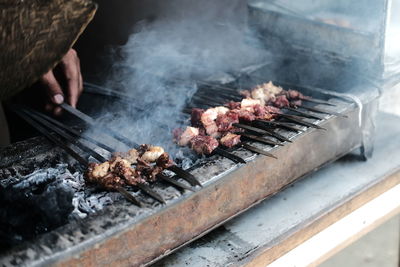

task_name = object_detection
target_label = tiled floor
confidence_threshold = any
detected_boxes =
[319,215,400,267]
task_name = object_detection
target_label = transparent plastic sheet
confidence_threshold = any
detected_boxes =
[301,86,379,159]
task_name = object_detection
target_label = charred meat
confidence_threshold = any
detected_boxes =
[86,145,175,190]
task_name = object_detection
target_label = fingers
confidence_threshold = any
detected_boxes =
[41,70,64,105]
[60,49,83,108]
[40,70,64,116]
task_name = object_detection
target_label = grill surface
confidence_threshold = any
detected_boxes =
[0,78,378,265]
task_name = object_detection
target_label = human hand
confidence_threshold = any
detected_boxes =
[39,49,83,115]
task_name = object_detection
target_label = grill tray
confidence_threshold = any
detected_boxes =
[0,79,378,266]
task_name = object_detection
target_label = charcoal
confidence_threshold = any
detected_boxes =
[0,173,74,250]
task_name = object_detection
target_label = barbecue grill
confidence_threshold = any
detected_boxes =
[1,0,399,266]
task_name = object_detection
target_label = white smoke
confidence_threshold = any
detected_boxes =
[96,0,270,156]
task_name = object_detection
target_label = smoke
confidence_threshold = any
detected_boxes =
[94,0,270,156]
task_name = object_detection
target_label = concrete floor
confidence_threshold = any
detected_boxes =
[319,215,399,267]
[319,80,400,267]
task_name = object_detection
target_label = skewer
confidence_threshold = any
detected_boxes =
[61,103,201,187]
[238,132,284,146]
[214,147,246,164]
[255,120,303,132]
[11,107,146,206]
[249,124,292,143]
[233,123,292,143]
[116,187,143,207]
[157,174,195,192]
[274,114,326,130]
[25,111,108,163]
[12,106,173,205]
[241,143,277,159]
[168,165,202,187]
[11,107,89,166]
[301,97,336,106]
[299,105,348,118]
[283,107,326,120]
[30,110,194,192]
[29,108,116,152]
[60,103,139,148]
[136,183,165,204]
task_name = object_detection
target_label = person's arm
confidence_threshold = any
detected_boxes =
[39,48,83,115]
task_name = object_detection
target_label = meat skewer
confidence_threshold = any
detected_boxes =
[87,145,179,204]
[233,123,292,143]
[176,82,338,157]
[275,113,327,130]
[239,132,284,146]
[60,103,202,187]
[11,107,144,206]
[27,111,108,163]
[254,120,303,132]
[241,144,277,159]
[284,107,326,120]
[28,107,115,152]
[15,106,196,204]
[297,105,348,118]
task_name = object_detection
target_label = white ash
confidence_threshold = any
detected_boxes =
[57,165,121,219]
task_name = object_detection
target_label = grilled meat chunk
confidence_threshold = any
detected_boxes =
[286,89,304,100]
[156,152,174,169]
[174,126,199,146]
[191,108,205,127]
[271,95,290,108]
[241,98,262,110]
[226,101,241,110]
[86,145,174,191]
[216,111,239,132]
[189,135,219,155]
[136,158,164,182]
[220,133,241,148]
[141,146,165,162]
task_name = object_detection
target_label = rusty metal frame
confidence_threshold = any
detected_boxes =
[31,101,367,267]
